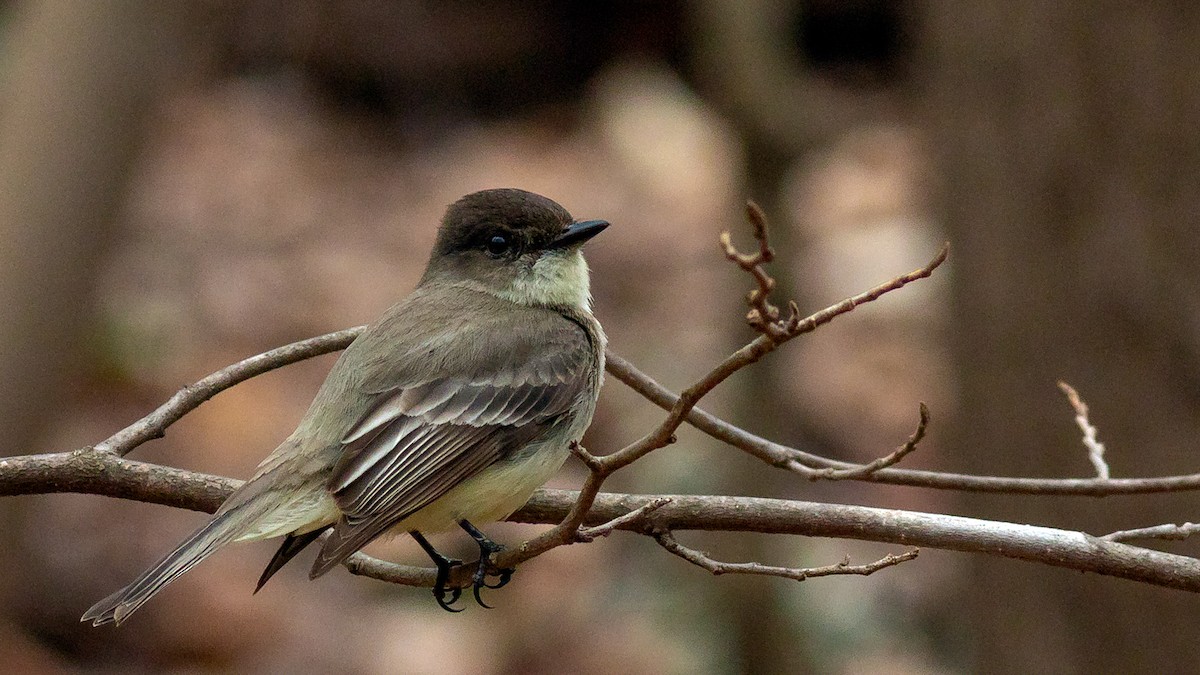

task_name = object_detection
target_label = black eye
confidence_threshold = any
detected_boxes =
[486,235,510,256]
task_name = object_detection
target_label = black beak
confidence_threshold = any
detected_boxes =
[549,219,609,249]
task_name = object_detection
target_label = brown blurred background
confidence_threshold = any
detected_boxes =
[1,1,1198,673]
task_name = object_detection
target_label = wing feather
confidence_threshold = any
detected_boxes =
[332,417,423,491]
[427,384,487,424]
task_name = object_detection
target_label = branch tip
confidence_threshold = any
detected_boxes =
[1102,523,1200,543]
[927,242,950,271]
[1058,381,1109,479]
[576,497,673,542]
[569,441,604,472]
[808,402,930,481]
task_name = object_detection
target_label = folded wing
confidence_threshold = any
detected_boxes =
[308,319,591,577]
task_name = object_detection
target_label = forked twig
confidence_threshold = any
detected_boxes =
[719,201,788,338]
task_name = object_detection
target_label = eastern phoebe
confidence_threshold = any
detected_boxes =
[84,188,608,625]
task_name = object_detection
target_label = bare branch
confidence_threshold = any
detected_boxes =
[1102,523,1200,543]
[653,529,919,581]
[597,226,948,478]
[516,490,1200,594]
[604,354,1200,496]
[5,449,1200,593]
[0,450,235,513]
[343,553,434,587]
[1058,381,1110,479]
[95,327,364,457]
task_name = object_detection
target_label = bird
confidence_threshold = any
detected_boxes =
[83,188,608,625]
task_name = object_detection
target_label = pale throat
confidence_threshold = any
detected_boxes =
[499,250,593,310]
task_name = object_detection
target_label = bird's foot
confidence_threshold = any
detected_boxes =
[460,520,516,609]
[411,530,465,613]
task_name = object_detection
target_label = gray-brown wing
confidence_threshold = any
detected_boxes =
[309,328,591,577]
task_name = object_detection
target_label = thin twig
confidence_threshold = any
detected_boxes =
[785,243,949,340]
[576,497,672,542]
[653,529,919,581]
[1101,523,1200,543]
[809,403,929,480]
[1058,381,1110,479]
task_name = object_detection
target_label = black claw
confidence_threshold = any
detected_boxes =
[469,562,512,607]
[472,580,494,609]
[436,585,464,613]
[484,568,513,590]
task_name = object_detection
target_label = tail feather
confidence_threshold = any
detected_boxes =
[308,515,395,580]
[254,526,330,594]
[82,511,246,627]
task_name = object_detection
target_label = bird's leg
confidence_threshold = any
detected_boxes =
[458,520,514,608]
[410,530,463,613]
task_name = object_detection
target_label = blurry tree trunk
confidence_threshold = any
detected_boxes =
[0,0,193,644]
[689,2,904,671]
[921,3,1200,672]
[688,4,825,673]
[0,0,190,448]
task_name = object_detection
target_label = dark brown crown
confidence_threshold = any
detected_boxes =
[433,188,574,257]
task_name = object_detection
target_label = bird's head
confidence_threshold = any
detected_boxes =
[423,188,608,310]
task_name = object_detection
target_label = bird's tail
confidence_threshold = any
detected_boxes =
[82,508,251,627]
